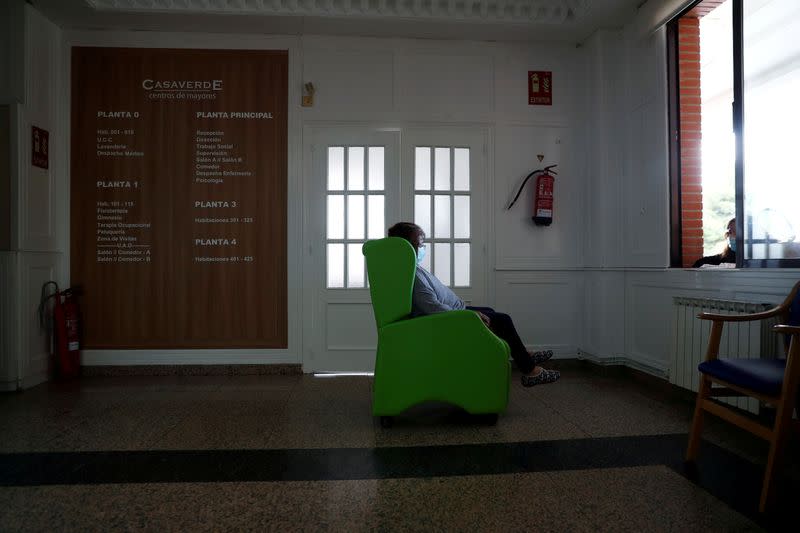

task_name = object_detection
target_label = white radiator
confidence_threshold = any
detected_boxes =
[670,297,779,414]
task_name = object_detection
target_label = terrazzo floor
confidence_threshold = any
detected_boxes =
[0,361,797,532]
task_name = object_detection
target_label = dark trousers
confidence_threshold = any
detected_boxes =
[467,306,534,374]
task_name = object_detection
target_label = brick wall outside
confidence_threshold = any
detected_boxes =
[688,0,728,17]
[678,17,703,267]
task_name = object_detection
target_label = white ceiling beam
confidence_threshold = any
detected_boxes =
[630,0,694,40]
[85,0,586,24]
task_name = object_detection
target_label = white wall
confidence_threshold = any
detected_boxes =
[47,30,587,372]
[5,5,798,389]
[0,0,25,106]
[19,5,63,389]
[0,3,63,390]
[300,36,586,359]
[577,24,800,378]
[578,30,628,366]
[0,250,17,391]
[0,0,25,391]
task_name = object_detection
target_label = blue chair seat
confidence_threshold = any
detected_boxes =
[698,358,787,397]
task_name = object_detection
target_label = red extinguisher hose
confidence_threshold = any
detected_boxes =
[506,164,558,210]
[38,281,60,334]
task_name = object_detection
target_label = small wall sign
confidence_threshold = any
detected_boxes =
[528,71,552,106]
[32,126,49,169]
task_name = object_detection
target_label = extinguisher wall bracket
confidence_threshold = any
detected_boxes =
[63,285,84,298]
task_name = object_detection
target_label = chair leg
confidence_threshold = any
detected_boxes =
[480,413,498,426]
[759,397,794,512]
[686,375,711,462]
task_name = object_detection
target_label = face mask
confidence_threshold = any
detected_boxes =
[728,237,736,252]
[416,245,426,265]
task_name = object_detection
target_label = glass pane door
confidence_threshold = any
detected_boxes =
[413,146,472,287]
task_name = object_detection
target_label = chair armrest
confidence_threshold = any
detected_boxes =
[698,305,782,322]
[380,310,510,364]
[773,325,800,335]
[403,309,487,328]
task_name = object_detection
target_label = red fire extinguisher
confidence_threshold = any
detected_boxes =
[507,164,557,226]
[39,282,82,379]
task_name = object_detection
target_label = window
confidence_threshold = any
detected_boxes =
[742,0,800,264]
[322,132,481,292]
[326,146,385,288]
[670,0,800,267]
[413,146,471,287]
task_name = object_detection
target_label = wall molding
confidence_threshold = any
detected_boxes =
[18,251,59,388]
[496,258,582,270]
[0,251,19,388]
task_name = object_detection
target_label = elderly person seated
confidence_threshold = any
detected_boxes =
[693,218,736,268]
[388,222,560,387]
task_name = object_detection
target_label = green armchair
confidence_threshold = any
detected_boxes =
[362,237,510,426]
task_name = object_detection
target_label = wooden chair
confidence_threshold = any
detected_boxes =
[685,280,800,512]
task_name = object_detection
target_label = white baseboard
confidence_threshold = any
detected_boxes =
[81,350,301,366]
[576,349,669,379]
[0,380,18,392]
[19,371,48,390]
[523,344,668,379]
[524,344,578,358]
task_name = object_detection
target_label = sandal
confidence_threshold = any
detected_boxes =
[531,350,554,365]
[521,368,560,387]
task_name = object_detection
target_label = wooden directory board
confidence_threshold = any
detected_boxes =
[71,48,287,349]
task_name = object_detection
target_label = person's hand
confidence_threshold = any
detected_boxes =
[476,311,491,327]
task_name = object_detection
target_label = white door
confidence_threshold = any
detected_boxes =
[304,127,400,372]
[303,126,487,372]
[401,128,489,308]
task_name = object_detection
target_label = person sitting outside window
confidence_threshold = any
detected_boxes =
[692,218,736,268]
[387,222,560,387]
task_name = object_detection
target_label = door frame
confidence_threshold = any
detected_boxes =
[301,124,489,373]
[302,125,401,373]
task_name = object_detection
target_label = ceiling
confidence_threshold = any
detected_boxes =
[30,0,645,44]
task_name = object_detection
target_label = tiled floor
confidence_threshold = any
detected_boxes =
[0,362,797,531]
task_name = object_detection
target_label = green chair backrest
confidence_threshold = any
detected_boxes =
[362,237,416,329]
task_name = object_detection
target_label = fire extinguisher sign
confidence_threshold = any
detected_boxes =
[528,71,552,106]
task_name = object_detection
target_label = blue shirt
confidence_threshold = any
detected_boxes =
[411,267,466,316]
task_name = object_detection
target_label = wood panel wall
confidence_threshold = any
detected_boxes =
[71,48,287,349]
